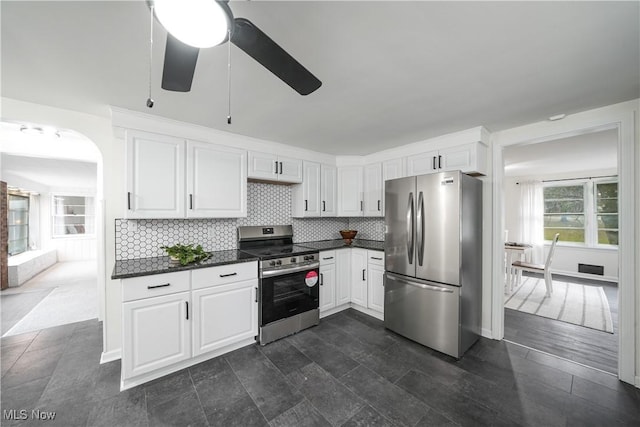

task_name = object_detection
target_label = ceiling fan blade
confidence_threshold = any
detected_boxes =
[231,18,322,95]
[162,33,200,92]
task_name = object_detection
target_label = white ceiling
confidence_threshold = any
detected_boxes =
[503,128,618,177]
[1,153,97,192]
[1,1,638,155]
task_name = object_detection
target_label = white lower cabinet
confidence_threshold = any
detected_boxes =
[350,248,368,307]
[120,261,258,390]
[335,249,351,306]
[192,280,258,356]
[319,261,336,313]
[122,291,191,380]
[367,251,385,314]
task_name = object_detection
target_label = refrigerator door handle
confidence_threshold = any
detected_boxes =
[407,192,414,264]
[405,280,454,293]
[416,191,425,266]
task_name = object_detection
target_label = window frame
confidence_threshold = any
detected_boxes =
[8,193,30,256]
[51,194,96,239]
[542,178,618,248]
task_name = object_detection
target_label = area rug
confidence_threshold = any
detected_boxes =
[505,277,614,333]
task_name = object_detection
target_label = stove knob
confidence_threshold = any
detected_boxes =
[269,261,276,267]
[308,255,315,260]
[303,255,310,261]
[291,257,297,263]
[276,260,282,266]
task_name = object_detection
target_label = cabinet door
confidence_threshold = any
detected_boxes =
[382,158,405,182]
[187,141,247,218]
[320,165,337,217]
[363,163,383,217]
[278,156,303,183]
[367,264,385,313]
[192,280,258,357]
[337,166,363,216]
[248,151,279,180]
[319,263,336,313]
[122,292,190,380]
[350,248,368,307]
[304,161,321,216]
[126,131,185,218]
[406,151,438,176]
[440,142,487,175]
[335,249,351,306]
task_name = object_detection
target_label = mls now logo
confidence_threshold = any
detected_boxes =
[3,409,56,420]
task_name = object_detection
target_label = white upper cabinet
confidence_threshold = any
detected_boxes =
[186,141,247,218]
[382,158,406,182]
[320,165,337,217]
[337,166,364,217]
[125,130,247,219]
[406,142,487,176]
[291,161,321,217]
[126,131,186,218]
[293,162,337,218]
[248,151,303,183]
[363,163,383,217]
[406,150,439,176]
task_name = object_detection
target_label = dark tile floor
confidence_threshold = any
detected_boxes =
[2,309,639,426]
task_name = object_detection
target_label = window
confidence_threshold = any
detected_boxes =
[543,180,617,247]
[543,185,585,243]
[52,195,95,237]
[8,194,29,255]
[595,182,618,245]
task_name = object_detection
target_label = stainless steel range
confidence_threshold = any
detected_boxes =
[238,225,320,345]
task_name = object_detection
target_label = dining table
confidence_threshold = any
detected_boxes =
[504,242,533,293]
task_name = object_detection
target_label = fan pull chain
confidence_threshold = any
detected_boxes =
[146,5,154,108]
[227,28,232,124]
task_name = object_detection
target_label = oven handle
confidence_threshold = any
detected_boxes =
[261,262,320,278]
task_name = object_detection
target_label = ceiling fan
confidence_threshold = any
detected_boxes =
[149,0,322,96]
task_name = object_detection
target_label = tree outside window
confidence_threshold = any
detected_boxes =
[542,180,617,247]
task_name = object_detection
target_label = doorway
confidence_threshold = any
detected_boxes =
[0,121,102,337]
[491,104,636,384]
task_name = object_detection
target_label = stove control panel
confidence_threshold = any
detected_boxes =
[261,252,319,272]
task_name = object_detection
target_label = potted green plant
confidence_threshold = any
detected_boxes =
[161,243,209,266]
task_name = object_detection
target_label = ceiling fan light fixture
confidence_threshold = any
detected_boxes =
[153,0,231,48]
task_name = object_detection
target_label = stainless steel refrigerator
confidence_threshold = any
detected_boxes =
[384,170,482,358]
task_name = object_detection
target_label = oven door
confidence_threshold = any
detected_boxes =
[261,266,320,326]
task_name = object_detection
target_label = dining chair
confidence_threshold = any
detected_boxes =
[511,233,560,297]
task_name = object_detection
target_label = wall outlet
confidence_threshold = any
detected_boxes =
[207,226,215,239]
[376,222,384,234]
[128,220,138,232]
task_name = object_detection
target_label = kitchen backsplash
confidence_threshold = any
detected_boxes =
[115,182,384,260]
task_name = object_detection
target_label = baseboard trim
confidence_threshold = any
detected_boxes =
[350,304,383,321]
[100,349,121,364]
[551,269,618,283]
[481,328,494,340]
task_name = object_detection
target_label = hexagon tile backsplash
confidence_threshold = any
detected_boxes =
[115,182,384,260]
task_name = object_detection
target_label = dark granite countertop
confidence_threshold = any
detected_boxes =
[298,239,385,251]
[112,240,384,280]
[111,250,258,280]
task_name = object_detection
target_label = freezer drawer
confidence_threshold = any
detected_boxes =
[384,272,461,358]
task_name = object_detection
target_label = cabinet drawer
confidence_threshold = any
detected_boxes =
[122,271,190,302]
[320,250,336,264]
[192,261,258,290]
[367,250,384,266]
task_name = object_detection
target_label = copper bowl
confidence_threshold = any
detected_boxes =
[339,229,357,245]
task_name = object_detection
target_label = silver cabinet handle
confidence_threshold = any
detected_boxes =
[127,192,131,210]
[255,287,258,303]
[279,161,283,174]
[407,192,414,264]
[185,301,189,319]
[370,256,383,260]
[147,283,170,289]
[417,191,424,267]
[322,256,334,260]
[189,194,193,210]
[274,160,278,174]
[362,269,366,281]
[320,273,324,285]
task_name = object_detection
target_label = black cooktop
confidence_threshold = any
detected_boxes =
[238,244,318,260]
